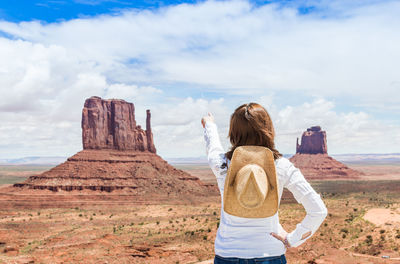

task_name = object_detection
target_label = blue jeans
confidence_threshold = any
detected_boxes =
[214,254,287,264]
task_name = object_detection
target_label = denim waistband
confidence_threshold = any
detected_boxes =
[214,254,286,263]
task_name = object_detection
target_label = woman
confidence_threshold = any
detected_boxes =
[201,103,328,264]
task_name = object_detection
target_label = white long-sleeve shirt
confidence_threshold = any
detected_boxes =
[203,121,328,258]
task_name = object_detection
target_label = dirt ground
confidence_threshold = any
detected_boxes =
[0,163,399,264]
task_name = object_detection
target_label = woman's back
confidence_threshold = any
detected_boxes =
[204,121,328,258]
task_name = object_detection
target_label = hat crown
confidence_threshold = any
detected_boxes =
[223,145,279,218]
[235,164,268,209]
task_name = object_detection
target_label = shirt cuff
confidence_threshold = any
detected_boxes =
[286,223,312,247]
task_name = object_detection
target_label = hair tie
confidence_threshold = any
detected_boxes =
[245,104,250,119]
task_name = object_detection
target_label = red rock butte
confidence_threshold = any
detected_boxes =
[290,126,362,180]
[11,96,218,200]
[82,96,156,153]
[296,126,327,154]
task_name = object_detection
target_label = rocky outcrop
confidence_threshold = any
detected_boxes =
[146,110,156,153]
[82,96,156,153]
[13,96,218,199]
[291,126,362,180]
[296,126,327,154]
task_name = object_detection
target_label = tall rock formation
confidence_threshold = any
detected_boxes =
[13,96,217,199]
[290,126,362,180]
[81,96,156,153]
[146,109,156,153]
[296,126,327,154]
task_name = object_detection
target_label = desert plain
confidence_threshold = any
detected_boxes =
[0,160,399,264]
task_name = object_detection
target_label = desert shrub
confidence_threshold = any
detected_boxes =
[203,235,207,240]
[342,234,346,238]
[168,208,173,211]
[379,229,385,234]
[353,208,358,212]
[345,213,356,223]
[156,221,160,225]
[365,235,373,245]
[340,228,349,234]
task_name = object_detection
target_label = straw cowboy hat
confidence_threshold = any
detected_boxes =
[223,145,279,218]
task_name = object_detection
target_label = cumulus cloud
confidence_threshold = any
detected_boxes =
[0,0,399,158]
[273,98,400,154]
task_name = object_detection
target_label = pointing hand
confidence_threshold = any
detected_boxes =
[201,112,215,128]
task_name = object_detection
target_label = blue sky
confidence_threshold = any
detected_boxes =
[2,0,383,22]
[0,0,199,22]
[0,0,399,158]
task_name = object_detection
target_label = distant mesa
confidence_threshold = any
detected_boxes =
[13,96,217,199]
[290,126,363,180]
[296,125,327,154]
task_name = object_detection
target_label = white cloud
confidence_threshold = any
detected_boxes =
[0,0,399,158]
[151,96,232,158]
[274,98,400,154]
[1,0,399,100]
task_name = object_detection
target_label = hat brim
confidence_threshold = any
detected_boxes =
[223,145,279,218]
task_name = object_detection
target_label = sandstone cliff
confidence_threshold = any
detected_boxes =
[81,96,156,153]
[296,126,327,154]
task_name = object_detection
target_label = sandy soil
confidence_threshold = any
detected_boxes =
[1,188,400,263]
[363,208,400,226]
[0,163,400,263]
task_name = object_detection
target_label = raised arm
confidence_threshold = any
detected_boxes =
[203,121,228,192]
[284,160,328,247]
